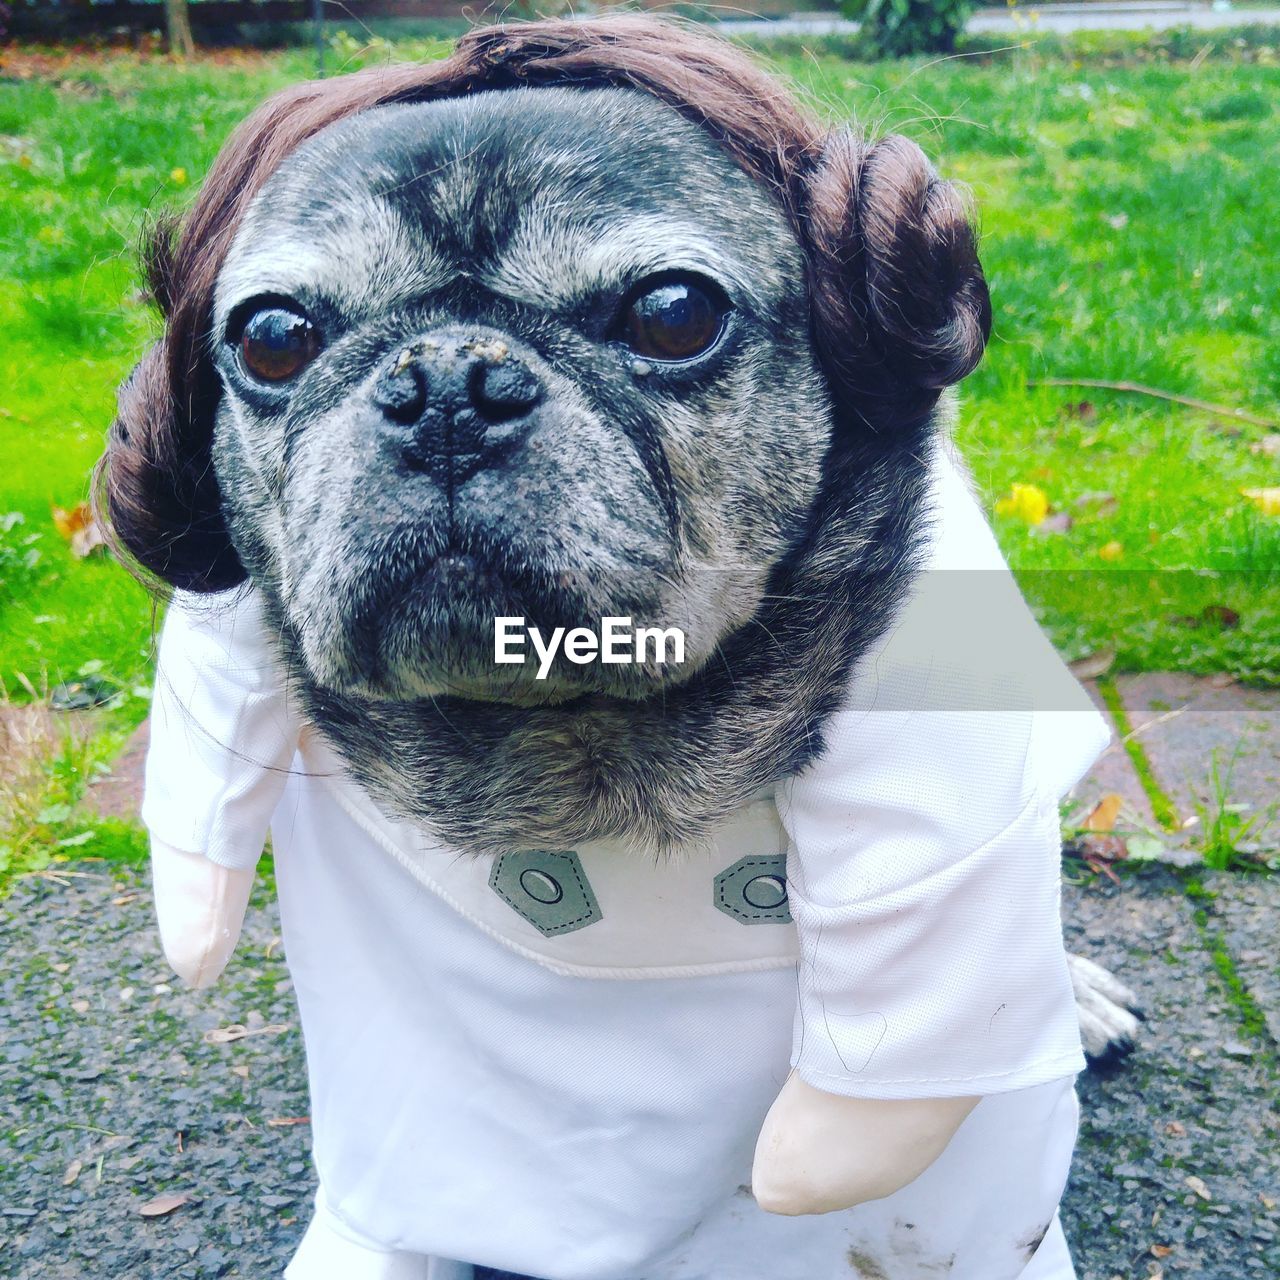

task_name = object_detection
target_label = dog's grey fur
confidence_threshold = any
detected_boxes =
[212,86,932,855]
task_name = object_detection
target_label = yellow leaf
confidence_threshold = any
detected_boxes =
[994,483,1050,526]
[1084,793,1123,833]
[1242,487,1280,517]
[51,502,107,559]
[1098,540,1124,561]
[170,166,188,185]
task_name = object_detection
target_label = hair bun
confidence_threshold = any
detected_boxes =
[98,338,245,592]
[803,130,991,434]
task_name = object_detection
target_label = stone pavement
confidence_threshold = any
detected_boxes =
[716,2,1280,36]
[1072,673,1279,856]
[1049,674,1280,1276]
[49,675,1280,1275]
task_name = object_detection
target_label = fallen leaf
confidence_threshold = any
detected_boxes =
[112,893,138,906]
[1184,1174,1211,1201]
[1261,1193,1277,1209]
[1169,603,1241,631]
[231,1065,250,1080]
[138,1192,189,1218]
[51,962,70,974]
[1242,487,1280,517]
[1062,400,1096,420]
[62,1159,83,1187]
[70,999,90,1014]
[1249,434,1280,457]
[1034,511,1074,535]
[1200,603,1240,629]
[995,483,1050,526]
[267,1116,310,1128]
[1077,832,1129,878]
[1164,1121,1186,1137]
[50,501,108,559]
[203,1022,290,1045]
[1070,648,1116,680]
[1151,1245,1173,1259]
[1084,793,1124,833]
[1098,540,1124,561]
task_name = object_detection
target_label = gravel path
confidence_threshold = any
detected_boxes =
[2,859,1277,1279]
[0,871,310,1279]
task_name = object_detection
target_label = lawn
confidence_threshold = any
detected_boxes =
[0,27,1277,875]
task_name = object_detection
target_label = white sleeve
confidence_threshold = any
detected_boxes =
[141,586,304,870]
[777,446,1110,1100]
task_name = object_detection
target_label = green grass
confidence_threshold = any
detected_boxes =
[1194,744,1277,870]
[0,28,1276,707]
[0,696,149,887]
[1183,872,1274,1043]
[1096,675,1181,831]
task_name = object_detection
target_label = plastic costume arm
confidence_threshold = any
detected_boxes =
[752,446,1110,1217]
[143,587,302,987]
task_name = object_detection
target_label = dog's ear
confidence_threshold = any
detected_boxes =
[802,131,991,435]
[95,215,246,594]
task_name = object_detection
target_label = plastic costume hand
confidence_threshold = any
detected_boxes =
[752,1076,978,1214]
[143,589,302,987]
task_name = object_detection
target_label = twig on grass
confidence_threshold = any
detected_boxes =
[1027,378,1279,429]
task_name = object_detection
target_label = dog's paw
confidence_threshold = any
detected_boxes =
[1068,951,1145,1069]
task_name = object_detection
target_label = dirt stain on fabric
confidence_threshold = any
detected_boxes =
[1017,1222,1051,1259]
[847,1248,890,1279]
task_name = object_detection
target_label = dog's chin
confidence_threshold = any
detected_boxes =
[293,551,713,706]
[311,649,700,707]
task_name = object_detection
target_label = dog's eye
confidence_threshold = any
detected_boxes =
[238,307,323,383]
[620,278,728,363]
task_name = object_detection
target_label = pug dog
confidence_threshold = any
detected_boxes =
[102,16,1141,1280]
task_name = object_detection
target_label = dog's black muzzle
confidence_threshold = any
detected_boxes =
[373,327,545,485]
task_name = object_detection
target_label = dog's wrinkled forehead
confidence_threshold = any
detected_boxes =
[215,85,803,327]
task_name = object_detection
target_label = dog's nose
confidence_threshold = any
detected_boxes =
[373,332,543,481]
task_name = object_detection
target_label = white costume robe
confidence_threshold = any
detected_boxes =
[143,446,1107,1280]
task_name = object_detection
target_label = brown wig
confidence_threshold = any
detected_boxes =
[97,14,991,593]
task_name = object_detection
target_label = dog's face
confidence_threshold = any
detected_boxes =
[211,86,833,703]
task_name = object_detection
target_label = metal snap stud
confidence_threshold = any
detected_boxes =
[519,868,564,905]
[742,874,787,911]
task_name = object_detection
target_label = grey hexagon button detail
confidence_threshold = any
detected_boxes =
[714,854,793,926]
[489,850,602,937]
